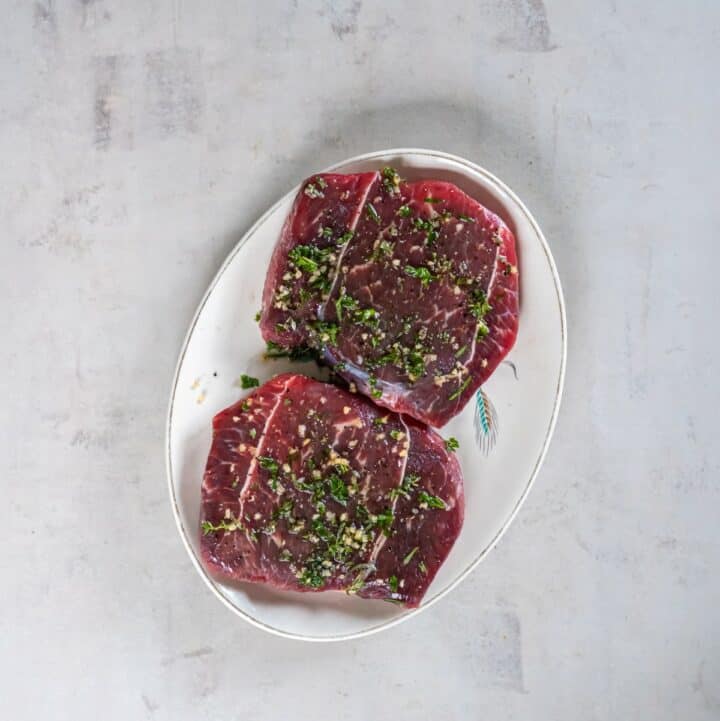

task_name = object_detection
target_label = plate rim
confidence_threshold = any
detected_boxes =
[165,147,567,642]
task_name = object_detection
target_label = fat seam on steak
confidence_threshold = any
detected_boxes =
[260,169,519,427]
[200,373,464,607]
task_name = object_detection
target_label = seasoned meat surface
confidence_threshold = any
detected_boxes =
[260,169,519,427]
[200,373,464,607]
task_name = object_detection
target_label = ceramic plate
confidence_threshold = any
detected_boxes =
[166,148,566,641]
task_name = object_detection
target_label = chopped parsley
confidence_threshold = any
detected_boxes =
[288,244,328,275]
[404,264,435,287]
[366,203,381,224]
[239,374,260,389]
[381,166,401,194]
[445,437,459,452]
[424,197,441,204]
[458,213,476,223]
[346,574,365,595]
[418,560,428,574]
[403,547,419,565]
[297,560,325,588]
[347,563,375,595]
[418,491,447,510]
[372,508,394,535]
[476,321,490,339]
[375,239,394,259]
[327,474,349,506]
[254,311,261,322]
[310,321,340,345]
[201,519,239,535]
[258,456,279,475]
[335,292,358,322]
[389,429,403,440]
[354,307,379,327]
[388,575,399,593]
[265,341,303,359]
[448,376,471,401]
[411,216,440,245]
[316,176,327,189]
[264,340,319,362]
[397,204,411,218]
[404,350,425,380]
[469,289,492,319]
[310,517,332,543]
[275,499,294,520]
[390,472,419,500]
[304,182,324,199]
[378,345,401,366]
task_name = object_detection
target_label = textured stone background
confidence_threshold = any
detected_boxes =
[2,1,719,719]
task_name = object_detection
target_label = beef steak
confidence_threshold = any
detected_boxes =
[259,168,519,427]
[200,373,464,607]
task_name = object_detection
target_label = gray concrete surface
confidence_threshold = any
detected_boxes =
[2,1,719,719]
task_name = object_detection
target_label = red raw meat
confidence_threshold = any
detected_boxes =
[260,169,519,427]
[200,373,464,607]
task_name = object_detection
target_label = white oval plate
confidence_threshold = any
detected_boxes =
[167,148,566,642]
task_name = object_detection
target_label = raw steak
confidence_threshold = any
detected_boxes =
[200,373,464,607]
[260,168,519,427]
